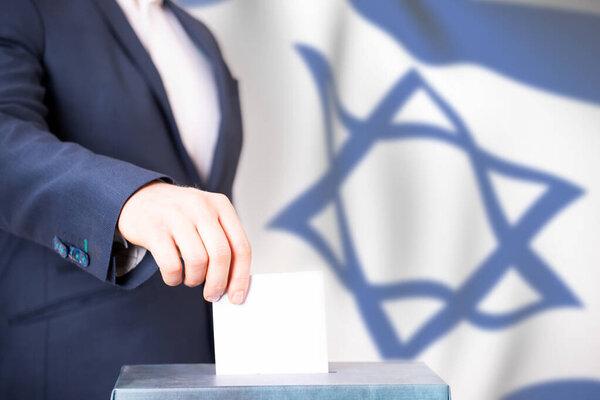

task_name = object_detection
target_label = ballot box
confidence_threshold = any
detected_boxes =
[111,362,451,399]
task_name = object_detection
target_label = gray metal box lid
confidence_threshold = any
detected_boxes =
[112,362,450,399]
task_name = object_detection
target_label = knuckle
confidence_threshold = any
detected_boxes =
[185,254,208,268]
[232,240,252,260]
[168,206,188,225]
[210,245,231,264]
[147,219,165,234]
[194,197,214,216]
[173,203,187,217]
[194,189,210,202]
[184,278,203,288]
[162,272,182,286]
[212,192,230,206]
[147,227,171,247]
[160,260,182,275]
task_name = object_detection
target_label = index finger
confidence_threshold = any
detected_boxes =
[216,197,251,305]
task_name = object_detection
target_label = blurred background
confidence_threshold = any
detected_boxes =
[184,1,600,398]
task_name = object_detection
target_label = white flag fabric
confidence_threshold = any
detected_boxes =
[184,0,600,398]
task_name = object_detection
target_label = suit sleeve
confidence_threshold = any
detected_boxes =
[0,0,168,288]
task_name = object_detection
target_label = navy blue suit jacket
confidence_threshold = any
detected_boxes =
[0,0,242,398]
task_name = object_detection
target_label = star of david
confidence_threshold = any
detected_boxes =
[269,45,584,358]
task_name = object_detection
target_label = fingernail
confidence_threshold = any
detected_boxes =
[231,290,244,305]
[206,294,222,303]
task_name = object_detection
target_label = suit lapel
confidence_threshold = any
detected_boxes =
[165,0,243,195]
[92,0,205,187]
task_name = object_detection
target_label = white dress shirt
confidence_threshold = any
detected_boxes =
[114,0,221,276]
[117,0,221,182]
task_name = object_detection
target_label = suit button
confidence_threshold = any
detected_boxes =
[53,237,68,258]
[69,247,90,267]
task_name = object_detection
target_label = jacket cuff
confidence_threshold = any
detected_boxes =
[50,167,171,287]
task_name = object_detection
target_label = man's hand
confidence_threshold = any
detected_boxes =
[117,182,251,304]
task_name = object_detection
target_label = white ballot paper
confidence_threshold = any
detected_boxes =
[212,271,329,375]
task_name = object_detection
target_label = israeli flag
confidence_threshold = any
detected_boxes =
[187,0,600,398]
